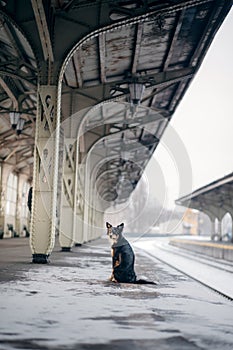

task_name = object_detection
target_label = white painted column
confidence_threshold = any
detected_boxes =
[59,138,77,250]
[82,151,106,242]
[0,164,12,238]
[83,159,91,243]
[72,161,85,245]
[15,175,21,236]
[30,85,60,263]
[0,162,5,239]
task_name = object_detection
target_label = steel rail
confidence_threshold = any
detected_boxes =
[135,247,233,302]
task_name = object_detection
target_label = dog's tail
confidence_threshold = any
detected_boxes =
[134,279,157,285]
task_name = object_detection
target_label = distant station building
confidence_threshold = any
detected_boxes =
[176,173,233,242]
[182,208,199,235]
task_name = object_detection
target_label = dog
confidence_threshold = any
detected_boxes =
[106,222,156,284]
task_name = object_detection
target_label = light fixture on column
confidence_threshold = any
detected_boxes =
[16,118,25,135]
[129,80,145,106]
[121,150,131,161]
[9,111,20,129]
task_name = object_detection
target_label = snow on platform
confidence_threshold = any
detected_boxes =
[0,237,233,350]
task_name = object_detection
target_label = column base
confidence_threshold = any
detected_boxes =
[61,247,72,252]
[32,254,49,264]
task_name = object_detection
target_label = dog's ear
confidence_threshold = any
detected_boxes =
[117,223,124,232]
[106,222,112,228]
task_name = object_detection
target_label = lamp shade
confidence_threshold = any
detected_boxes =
[9,112,20,129]
[129,82,145,105]
[16,118,25,135]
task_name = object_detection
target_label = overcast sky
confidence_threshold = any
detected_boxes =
[145,6,233,208]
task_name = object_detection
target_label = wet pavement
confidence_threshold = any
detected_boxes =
[0,237,233,350]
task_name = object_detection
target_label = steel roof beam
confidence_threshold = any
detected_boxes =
[73,67,195,106]
[72,52,83,88]
[31,0,54,62]
[98,33,106,84]
[3,146,21,162]
[0,138,35,148]
[0,76,18,109]
[2,21,36,74]
[190,1,224,67]
[131,22,144,74]
[162,10,185,71]
[0,69,36,88]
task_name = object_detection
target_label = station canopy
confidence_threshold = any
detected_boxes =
[176,172,233,219]
[0,0,231,203]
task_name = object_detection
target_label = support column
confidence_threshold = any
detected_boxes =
[82,151,106,242]
[230,211,233,243]
[210,219,216,240]
[16,175,31,237]
[203,208,225,241]
[217,219,222,241]
[92,208,104,239]
[59,138,77,251]
[83,158,94,243]
[0,163,11,238]
[30,85,60,263]
[74,184,85,245]
[0,162,4,239]
[58,110,87,249]
[15,174,21,236]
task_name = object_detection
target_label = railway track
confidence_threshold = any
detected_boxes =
[135,242,233,302]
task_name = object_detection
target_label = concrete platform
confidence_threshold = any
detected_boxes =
[0,237,233,350]
[170,237,233,262]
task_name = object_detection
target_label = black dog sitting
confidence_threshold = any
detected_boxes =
[106,222,156,284]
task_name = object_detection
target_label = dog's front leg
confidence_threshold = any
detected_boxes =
[110,276,118,283]
[109,270,114,281]
[109,271,118,283]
